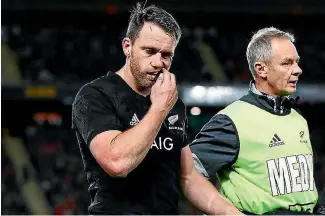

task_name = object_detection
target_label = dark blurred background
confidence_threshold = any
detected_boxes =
[1,0,325,214]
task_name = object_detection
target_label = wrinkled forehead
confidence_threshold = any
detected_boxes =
[271,38,299,61]
[135,23,176,51]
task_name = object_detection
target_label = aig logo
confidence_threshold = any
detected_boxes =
[151,137,173,151]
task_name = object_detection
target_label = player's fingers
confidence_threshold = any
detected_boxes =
[162,68,171,86]
[170,73,176,89]
[171,89,178,105]
[169,86,178,103]
[154,73,164,87]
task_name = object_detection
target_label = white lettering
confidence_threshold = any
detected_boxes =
[287,156,302,193]
[267,154,315,197]
[306,154,314,191]
[267,157,291,196]
[297,155,309,191]
[169,126,184,131]
[152,139,159,149]
[163,137,173,151]
[151,137,174,151]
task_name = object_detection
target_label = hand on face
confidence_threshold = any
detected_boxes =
[150,68,178,114]
[124,23,176,90]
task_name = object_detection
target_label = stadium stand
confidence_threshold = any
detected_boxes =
[1,11,325,214]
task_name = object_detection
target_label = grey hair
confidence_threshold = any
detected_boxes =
[246,27,295,78]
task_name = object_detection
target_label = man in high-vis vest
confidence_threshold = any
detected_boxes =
[190,27,319,215]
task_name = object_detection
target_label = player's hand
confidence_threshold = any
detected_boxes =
[150,68,178,115]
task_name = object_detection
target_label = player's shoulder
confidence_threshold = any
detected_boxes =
[168,97,187,122]
[74,72,118,100]
[174,97,187,113]
[291,108,308,126]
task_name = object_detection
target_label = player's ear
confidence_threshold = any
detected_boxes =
[122,37,132,57]
[254,61,268,79]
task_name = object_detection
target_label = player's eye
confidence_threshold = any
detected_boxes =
[144,48,155,55]
[282,61,292,66]
[162,53,172,60]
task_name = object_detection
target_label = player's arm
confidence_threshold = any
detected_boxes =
[89,108,165,178]
[184,113,242,214]
[73,69,177,178]
[190,113,240,183]
[180,146,243,215]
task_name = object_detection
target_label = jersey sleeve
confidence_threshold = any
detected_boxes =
[72,85,123,147]
[189,114,240,180]
[182,115,190,148]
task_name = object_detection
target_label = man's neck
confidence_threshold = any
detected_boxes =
[254,79,278,97]
[116,65,150,97]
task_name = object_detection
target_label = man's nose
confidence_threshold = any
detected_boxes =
[150,54,164,68]
[293,65,302,76]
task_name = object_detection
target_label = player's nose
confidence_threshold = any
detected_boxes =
[150,54,164,69]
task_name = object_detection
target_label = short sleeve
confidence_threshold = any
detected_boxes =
[182,116,190,148]
[72,86,123,146]
[190,114,240,179]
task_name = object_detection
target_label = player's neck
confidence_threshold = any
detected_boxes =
[116,66,150,97]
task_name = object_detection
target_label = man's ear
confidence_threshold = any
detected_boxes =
[254,62,268,79]
[122,37,132,57]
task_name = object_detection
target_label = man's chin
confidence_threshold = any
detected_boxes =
[148,77,159,85]
[139,80,156,90]
[279,87,296,96]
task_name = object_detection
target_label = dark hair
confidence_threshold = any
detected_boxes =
[126,2,181,44]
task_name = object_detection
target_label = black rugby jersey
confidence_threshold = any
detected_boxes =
[72,72,188,214]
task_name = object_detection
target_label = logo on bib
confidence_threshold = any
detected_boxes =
[269,134,285,147]
[266,154,315,196]
[300,131,308,144]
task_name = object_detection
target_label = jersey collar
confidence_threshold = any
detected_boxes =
[248,81,300,115]
[107,71,150,102]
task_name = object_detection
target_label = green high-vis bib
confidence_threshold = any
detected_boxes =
[217,101,318,214]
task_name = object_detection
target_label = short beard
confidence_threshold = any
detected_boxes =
[129,50,155,90]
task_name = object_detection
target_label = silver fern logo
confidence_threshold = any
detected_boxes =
[168,114,178,125]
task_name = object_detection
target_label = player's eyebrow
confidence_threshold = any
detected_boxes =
[297,56,300,62]
[141,46,174,57]
[282,56,300,62]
